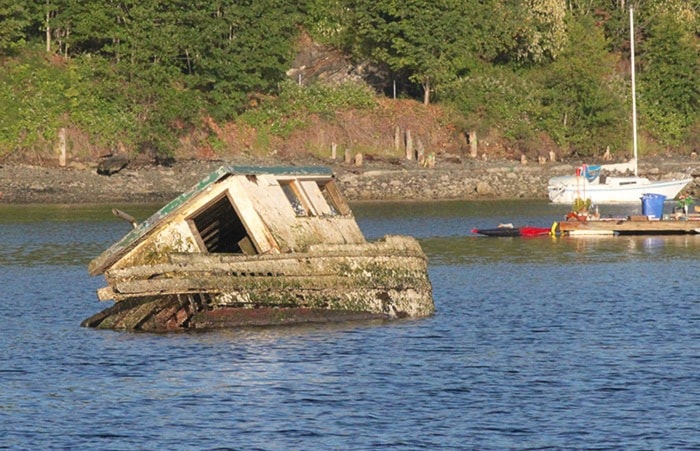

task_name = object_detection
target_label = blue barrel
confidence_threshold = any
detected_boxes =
[641,193,666,219]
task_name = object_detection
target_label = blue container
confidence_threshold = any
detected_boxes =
[641,193,666,219]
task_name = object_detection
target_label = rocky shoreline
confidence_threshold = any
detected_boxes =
[1,157,698,205]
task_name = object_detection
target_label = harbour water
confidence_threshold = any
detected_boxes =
[1,200,699,449]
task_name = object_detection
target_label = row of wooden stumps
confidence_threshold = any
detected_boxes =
[330,126,440,168]
[56,124,557,168]
[395,126,436,168]
[326,126,557,166]
[523,150,558,165]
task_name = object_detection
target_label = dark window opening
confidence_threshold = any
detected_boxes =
[190,195,253,254]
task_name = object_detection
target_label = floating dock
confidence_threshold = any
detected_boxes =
[558,216,700,236]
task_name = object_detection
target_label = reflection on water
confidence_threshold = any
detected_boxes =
[2,200,700,449]
[352,199,645,240]
[354,200,557,239]
[353,199,700,266]
[421,233,700,266]
[0,204,160,267]
[0,203,160,224]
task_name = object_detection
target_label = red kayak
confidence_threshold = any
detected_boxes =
[471,226,552,237]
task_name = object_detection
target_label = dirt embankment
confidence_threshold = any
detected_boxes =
[1,95,698,204]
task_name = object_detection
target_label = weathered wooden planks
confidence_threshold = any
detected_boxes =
[85,167,434,332]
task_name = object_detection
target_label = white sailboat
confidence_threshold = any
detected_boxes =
[548,7,692,204]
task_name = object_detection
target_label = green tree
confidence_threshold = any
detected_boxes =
[638,10,699,145]
[302,0,347,45]
[448,62,539,143]
[510,0,567,64]
[536,15,627,156]
[39,0,303,155]
[0,0,30,55]
[345,0,477,105]
[0,50,72,158]
[37,0,74,55]
[187,0,302,119]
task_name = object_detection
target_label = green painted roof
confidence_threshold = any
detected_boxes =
[88,165,333,275]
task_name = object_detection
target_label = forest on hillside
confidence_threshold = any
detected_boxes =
[0,0,698,162]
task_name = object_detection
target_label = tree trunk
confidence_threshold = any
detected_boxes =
[45,5,51,52]
[423,78,431,106]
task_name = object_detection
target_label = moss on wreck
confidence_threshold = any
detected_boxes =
[334,260,430,289]
[84,282,434,331]
[122,230,196,268]
[210,285,433,318]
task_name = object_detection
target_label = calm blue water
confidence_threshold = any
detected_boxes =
[1,201,699,449]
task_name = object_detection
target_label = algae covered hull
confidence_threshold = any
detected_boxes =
[84,166,434,331]
[82,236,433,331]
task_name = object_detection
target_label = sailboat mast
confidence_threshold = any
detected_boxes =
[630,7,639,177]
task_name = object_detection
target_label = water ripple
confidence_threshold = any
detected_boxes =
[2,201,700,449]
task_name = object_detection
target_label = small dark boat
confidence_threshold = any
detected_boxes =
[471,225,552,237]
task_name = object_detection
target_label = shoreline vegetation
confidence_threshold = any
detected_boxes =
[3,3,698,210]
[2,3,698,197]
[0,155,697,205]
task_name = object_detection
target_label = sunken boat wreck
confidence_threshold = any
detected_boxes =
[82,166,434,331]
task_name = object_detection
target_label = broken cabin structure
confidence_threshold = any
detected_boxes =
[82,166,434,331]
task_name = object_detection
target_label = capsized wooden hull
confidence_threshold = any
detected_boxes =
[82,235,434,331]
[84,166,434,331]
